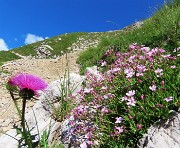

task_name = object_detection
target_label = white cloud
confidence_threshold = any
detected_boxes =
[25,33,44,44]
[0,38,9,51]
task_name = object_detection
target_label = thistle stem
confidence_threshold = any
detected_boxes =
[21,98,32,148]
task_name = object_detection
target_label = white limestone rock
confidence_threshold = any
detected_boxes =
[137,110,180,148]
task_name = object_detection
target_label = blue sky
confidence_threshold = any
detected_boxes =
[0,0,165,50]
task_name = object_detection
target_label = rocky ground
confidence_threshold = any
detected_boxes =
[0,51,81,135]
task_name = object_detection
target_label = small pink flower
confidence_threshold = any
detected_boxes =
[149,85,156,91]
[155,68,163,77]
[137,124,142,129]
[140,94,144,99]
[115,117,124,124]
[126,90,135,97]
[114,126,123,135]
[121,96,128,101]
[159,48,165,53]
[129,115,133,119]
[80,142,87,148]
[100,60,107,66]
[136,73,144,77]
[84,87,93,93]
[124,68,134,78]
[164,96,173,102]
[170,65,176,69]
[127,97,136,106]
[85,132,92,140]
[101,107,108,113]
[161,80,165,86]
[137,65,147,72]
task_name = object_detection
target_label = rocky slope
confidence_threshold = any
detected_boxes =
[0,49,83,135]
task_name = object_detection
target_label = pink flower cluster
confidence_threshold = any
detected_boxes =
[66,44,178,147]
[121,90,136,106]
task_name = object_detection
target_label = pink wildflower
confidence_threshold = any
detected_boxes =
[137,65,147,73]
[155,68,163,77]
[137,124,142,130]
[126,90,135,97]
[105,49,113,56]
[8,73,47,95]
[164,96,173,102]
[114,126,123,135]
[124,68,134,78]
[127,97,136,106]
[101,107,108,113]
[170,65,176,69]
[129,115,133,119]
[136,73,144,77]
[115,117,124,124]
[80,142,87,148]
[159,48,165,53]
[121,96,128,101]
[149,85,156,91]
[161,80,165,86]
[85,132,92,140]
[100,60,107,66]
[129,43,137,50]
[84,87,93,93]
[140,94,144,99]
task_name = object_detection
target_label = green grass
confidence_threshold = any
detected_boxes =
[0,51,20,66]
[77,0,180,74]
[0,32,96,65]
[12,32,89,57]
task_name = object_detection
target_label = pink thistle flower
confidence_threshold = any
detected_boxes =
[149,85,156,91]
[164,96,173,102]
[115,117,124,124]
[8,73,47,96]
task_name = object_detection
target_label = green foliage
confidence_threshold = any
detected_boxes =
[40,130,49,148]
[12,32,88,57]
[0,51,20,66]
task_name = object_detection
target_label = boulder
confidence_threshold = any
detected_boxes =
[137,110,180,148]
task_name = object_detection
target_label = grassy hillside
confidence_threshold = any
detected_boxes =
[12,32,88,56]
[77,0,180,74]
[0,51,20,66]
[0,32,98,65]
